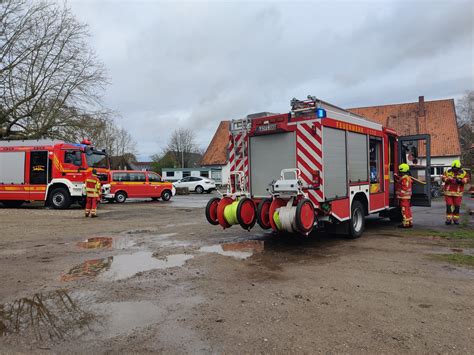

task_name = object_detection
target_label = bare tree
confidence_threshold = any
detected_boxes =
[0,0,108,139]
[165,128,198,168]
[456,91,473,168]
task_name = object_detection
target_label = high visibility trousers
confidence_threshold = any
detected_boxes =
[445,195,462,222]
[85,197,98,217]
[399,199,412,227]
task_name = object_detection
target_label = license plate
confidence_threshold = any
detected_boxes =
[257,123,277,132]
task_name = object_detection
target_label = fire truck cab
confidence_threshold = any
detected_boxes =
[0,139,110,209]
[205,96,431,238]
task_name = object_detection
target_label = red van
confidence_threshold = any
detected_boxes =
[104,170,176,203]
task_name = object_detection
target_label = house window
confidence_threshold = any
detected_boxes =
[167,171,174,177]
[182,171,191,177]
[201,171,209,178]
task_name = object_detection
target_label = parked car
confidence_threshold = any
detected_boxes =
[172,176,216,193]
[104,170,175,203]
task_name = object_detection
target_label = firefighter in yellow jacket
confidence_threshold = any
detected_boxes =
[85,169,101,217]
[395,163,413,228]
[442,160,469,225]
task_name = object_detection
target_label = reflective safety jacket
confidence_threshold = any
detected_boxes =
[85,175,101,198]
[395,174,412,200]
[442,168,469,197]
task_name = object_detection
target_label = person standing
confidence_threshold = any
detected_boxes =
[85,169,101,218]
[395,163,413,228]
[442,160,469,225]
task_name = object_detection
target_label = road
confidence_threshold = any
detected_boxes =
[0,194,473,353]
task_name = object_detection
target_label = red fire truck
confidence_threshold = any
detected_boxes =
[205,96,431,237]
[0,139,110,209]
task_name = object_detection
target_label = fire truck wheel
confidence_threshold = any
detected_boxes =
[1,200,24,208]
[195,185,204,194]
[115,191,127,203]
[48,187,71,209]
[256,198,272,229]
[348,200,365,238]
[161,190,172,201]
[205,197,221,225]
[237,198,256,230]
[295,198,315,235]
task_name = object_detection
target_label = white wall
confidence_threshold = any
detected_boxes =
[221,163,230,186]
[417,156,460,167]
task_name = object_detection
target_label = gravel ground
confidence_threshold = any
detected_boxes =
[0,194,473,354]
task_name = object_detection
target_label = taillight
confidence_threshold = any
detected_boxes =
[313,170,321,188]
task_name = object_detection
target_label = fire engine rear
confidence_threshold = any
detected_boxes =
[205,96,431,237]
[0,139,110,209]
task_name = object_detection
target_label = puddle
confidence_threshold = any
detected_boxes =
[200,240,264,260]
[0,289,93,340]
[77,236,134,250]
[99,252,194,281]
[61,257,113,282]
[91,301,163,337]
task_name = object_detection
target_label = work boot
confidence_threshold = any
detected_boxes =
[453,220,459,225]
[445,220,452,225]
[91,214,97,218]
[398,224,408,229]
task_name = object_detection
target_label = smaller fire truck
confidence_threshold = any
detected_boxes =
[205,96,432,237]
[0,139,110,209]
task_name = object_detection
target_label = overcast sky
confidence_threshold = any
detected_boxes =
[69,0,473,160]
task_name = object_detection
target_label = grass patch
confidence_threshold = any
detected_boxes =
[402,228,474,239]
[430,254,474,267]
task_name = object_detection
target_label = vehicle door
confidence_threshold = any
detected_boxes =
[111,172,128,196]
[29,150,49,200]
[177,176,191,189]
[147,172,163,197]
[398,134,431,207]
[127,172,147,198]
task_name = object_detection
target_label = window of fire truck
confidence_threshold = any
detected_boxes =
[85,151,108,169]
[369,138,383,193]
[64,150,82,167]
[148,172,161,182]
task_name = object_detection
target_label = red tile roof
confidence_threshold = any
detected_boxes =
[201,121,229,166]
[349,97,461,157]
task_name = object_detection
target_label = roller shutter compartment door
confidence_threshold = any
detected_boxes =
[322,128,347,199]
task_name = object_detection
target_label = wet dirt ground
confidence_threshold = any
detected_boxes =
[0,195,473,353]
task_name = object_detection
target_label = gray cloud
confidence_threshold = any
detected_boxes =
[69,0,473,159]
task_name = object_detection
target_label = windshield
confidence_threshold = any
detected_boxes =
[85,150,109,169]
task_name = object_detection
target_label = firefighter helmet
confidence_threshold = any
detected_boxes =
[451,159,461,169]
[399,163,410,173]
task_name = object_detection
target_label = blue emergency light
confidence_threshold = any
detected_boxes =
[316,108,326,118]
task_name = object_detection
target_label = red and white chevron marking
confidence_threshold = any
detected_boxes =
[228,131,249,189]
[296,122,324,203]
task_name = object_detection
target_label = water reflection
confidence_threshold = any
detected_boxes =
[61,257,113,282]
[0,290,93,340]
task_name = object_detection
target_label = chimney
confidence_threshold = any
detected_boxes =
[418,96,425,116]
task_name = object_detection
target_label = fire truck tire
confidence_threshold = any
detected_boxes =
[161,190,172,201]
[195,185,204,194]
[237,197,257,230]
[295,198,315,235]
[48,187,71,209]
[1,200,24,208]
[205,197,221,225]
[256,198,272,230]
[348,200,365,239]
[115,191,127,203]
